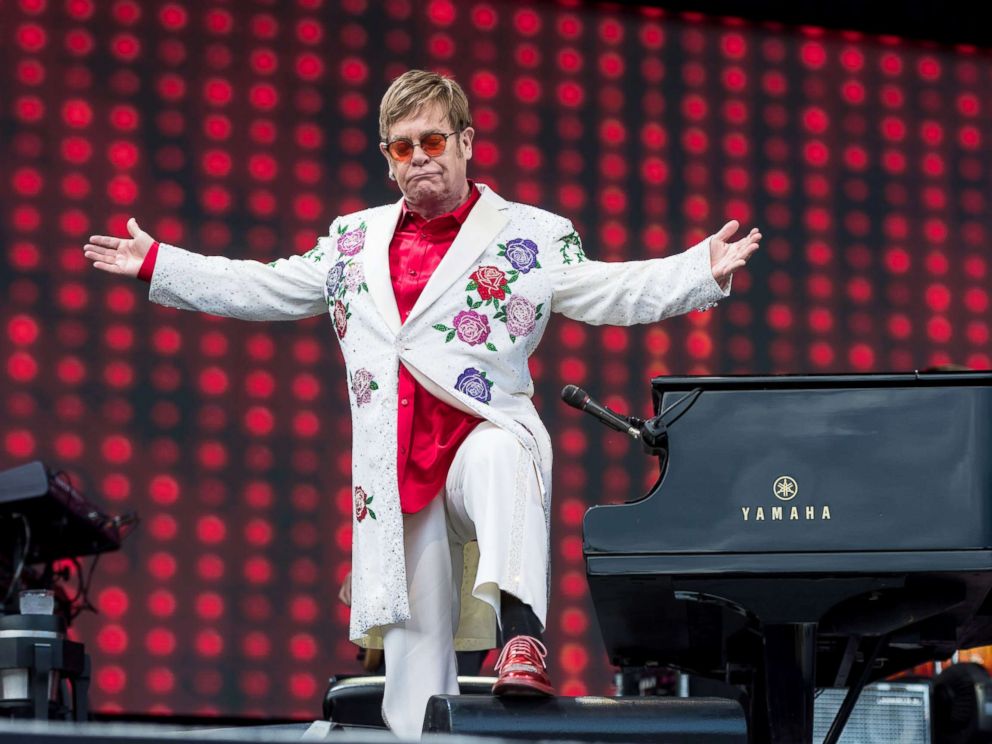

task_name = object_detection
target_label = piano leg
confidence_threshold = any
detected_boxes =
[761,623,817,744]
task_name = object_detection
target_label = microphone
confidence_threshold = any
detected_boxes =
[561,385,641,439]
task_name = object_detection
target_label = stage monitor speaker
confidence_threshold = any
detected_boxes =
[424,694,747,742]
[323,674,496,728]
[813,682,931,744]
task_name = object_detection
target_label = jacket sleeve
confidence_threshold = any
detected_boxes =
[147,226,337,321]
[547,222,731,326]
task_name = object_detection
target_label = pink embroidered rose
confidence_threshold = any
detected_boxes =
[338,227,366,256]
[504,294,537,337]
[470,265,507,301]
[351,368,376,406]
[354,486,375,522]
[452,310,491,346]
[344,261,365,292]
[333,300,348,338]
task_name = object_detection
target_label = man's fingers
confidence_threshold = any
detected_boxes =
[88,235,121,249]
[126,218,141,238]
[83,244,117,259]
[91,260,123,274]
[715,219,740,242]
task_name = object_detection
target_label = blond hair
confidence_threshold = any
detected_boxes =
[378,69,472,140]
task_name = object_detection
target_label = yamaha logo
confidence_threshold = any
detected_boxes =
[740,474,831,523]
[773,475,798,501]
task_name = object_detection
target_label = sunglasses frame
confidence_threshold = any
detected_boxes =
[381,130,461,162]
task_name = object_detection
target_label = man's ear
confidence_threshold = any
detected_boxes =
[379,144,396,181]
[460,127,475,161]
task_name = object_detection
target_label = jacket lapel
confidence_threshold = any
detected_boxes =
[405,185,510,326]
[362,198,403,335]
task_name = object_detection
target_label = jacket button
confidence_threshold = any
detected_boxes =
[401,398,409,406]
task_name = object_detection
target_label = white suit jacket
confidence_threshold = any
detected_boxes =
[148,184,730,647]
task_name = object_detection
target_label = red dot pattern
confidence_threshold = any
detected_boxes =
[1,0,990,717]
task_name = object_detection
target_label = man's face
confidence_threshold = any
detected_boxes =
[381,104,474,209]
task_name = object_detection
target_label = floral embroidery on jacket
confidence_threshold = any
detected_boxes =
[557,230,586,264]
[467,265,519,310]
[455,367,494,404]
[337,222,367,257]
[344,261,367,294]
[328,259,368,304]
[325,261,346,302]
[498,238,541,273]
[350,368,378,406]
[354,486,376,522]
[433,308,498,351]
[494,294,544,342]
[333,299,350,338]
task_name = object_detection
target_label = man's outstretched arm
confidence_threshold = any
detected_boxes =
[84,217,332,321]
[549,219,761,326]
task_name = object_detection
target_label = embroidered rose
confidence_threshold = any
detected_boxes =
[337,226,366,256]
[453,310,491,346]
[344,261,366,293]
[433,308,498,350]
[333,299,349,338]
[500,238,541,273]
[468,266,509,301]
[351,368,378,406]
[495,295,543,342]
[504,295,537,337]
[455,367,493,404]
[354,486,376,522]
[325,261,346,300]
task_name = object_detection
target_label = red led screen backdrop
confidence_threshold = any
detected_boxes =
[2,0,990,718]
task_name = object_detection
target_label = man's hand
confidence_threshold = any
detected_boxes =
[83,218,155,278]
[709,220,761,289]
[338,571,352,607]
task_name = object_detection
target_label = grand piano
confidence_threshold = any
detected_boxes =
[583,372,992,744]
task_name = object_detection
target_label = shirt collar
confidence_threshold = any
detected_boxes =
[399,180,480,228]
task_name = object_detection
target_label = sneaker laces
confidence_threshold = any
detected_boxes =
[494,635,548,673]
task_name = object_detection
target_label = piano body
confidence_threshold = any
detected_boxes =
[584,372,992,744]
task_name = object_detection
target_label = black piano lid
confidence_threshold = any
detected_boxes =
[652,370,992,392]
[586,370,992,557]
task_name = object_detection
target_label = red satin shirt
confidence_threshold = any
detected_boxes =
[137,184,484,514]
[389,184,484,513]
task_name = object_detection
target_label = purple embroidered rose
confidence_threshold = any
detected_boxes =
[344,261,365,292]
[338,227,366,256]
[333,300,349,338]
[452,310,491,346]
[351,368,376,406]
[503,238,540,273]
[325,261,346,298]
[503,294,537,337]
[455,367,493,404]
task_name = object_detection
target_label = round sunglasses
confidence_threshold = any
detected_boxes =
[381,131,460,162]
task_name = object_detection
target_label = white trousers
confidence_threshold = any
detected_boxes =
[380,422,550,740]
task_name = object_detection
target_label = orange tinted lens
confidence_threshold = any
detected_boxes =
[421,133,448,156]
[387,140,414,161]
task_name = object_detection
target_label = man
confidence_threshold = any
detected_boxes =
[84,70,760,738]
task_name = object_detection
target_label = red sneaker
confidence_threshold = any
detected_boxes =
[492,635,555,696]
